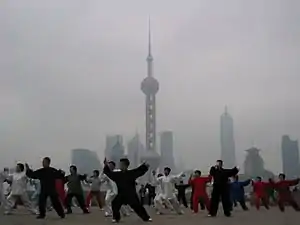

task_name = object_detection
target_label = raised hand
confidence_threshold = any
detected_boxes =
[104,158,108,165]
[25,163,30,170]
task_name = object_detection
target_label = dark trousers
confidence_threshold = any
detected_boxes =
[177,192,188,208]
[148,186,155,205]
[278,197,300,212]
[112,194,150,222]
[65,193,88,213]
[232,198,248,210]
[39,192,64,218]
[210,186,231,216]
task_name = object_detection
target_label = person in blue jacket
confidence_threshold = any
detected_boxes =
[229,175,251,210]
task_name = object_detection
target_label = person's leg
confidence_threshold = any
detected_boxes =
[85,191,92,208]
[190,191,194,210]
[221,189,231,217]
[199,199,205,210]
[128,195,151,221]
[48,193,64,218]
[20,193,37,214]
[239,198,248,210]
[182,193,188,208]
[209,187,220,216]
[111,195,123,222]
[288,198,300,211]
[37,192,47,218]
[169,197,183,214]
[261,197,270,210]
[95,191,103,209]
[254,196,260,210]
[65,193,74,213]
[154,195,164,214]
[0,188,7,209]
[99,191,105,209]
[75,194,89,213]
[203,194,211,212]
[4,194,17,214]
[192,195,199,213]
[104,190,116,216]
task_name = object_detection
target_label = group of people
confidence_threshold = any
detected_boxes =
[0,157,300,223]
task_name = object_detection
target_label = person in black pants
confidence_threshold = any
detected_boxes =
[103,158,151,223]
[209,160,238,217]
[175,181,189,208]
[25,157,65,219]
[64,165,89,214]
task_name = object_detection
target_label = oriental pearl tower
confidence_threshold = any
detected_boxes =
[140,19,160,177]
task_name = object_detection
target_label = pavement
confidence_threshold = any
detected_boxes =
[0,206,299,225]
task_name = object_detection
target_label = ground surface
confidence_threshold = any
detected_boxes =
[1,206,299,225]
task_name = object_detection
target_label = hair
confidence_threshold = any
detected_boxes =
[164,167,171,173]
[216,160,223,163]
[109,161,116,167]
[279,173,286,179]
[93,170,100,176]
[194,170,201,175]
[17,163,25,172]
[120,158,130,167]
[70,165,77,172]
[234,175,239,180]
[157,173,163,177]
[256,176,262,180]
[43,157,51,164]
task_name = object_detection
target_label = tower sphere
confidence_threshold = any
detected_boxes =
[141,76,159,95]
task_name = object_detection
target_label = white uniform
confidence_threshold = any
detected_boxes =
[102,173,118,216]
[0,171,9,208]
[5,172,37,215]
[156,173,184,214]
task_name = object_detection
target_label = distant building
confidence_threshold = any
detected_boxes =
[244,147,274,179]
[282,135,300,178]
[105,135,125,166]
[71,149,102,175]
[127,133,143,168]
[220,106,236,168]
[160,131,176,172]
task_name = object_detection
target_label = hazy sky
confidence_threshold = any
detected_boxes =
[1,0,300,173]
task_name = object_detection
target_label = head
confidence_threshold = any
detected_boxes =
[108,161,116,171]
[119,158,130,171]
[16,163,25,173]
[179,180,184,184]
[216,160,223,168]
[93,170,100,177]
[157,173,163,178]
[256,176,262,182]
[234,175,239,181]
[194,170,201,177]
[69,165,77,174]
[152,170,156,176]
[42,157,51,168]
[278,173,286,181]
[164,167,171,176]
[3,167,9,174]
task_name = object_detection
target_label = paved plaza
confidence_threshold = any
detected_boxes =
[1,206,300,225]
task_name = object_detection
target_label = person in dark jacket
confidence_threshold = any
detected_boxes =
[209,160,238,217]
[229,175,251,210]
[103,158,151,223]
[64,165,89,214]
[175,181,189,208]
[25,157,65,219]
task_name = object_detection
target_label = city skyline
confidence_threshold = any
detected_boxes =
[1,1,300,173]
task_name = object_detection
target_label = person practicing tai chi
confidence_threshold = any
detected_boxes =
[0,168,9,208]
[103,158,152,223]
[156,167,185,215]
[175,180,189,208]
[252,176,270,210]
[145,170,157,206]
[209,160,238,217]
[189,170,211,213]
[229,175,251,210]
[270,173,300,212]
[4,163,37,215]
[86,169,104,210]
[64,165,89,214]
[26,157,65,219]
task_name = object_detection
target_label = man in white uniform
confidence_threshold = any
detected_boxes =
[156,167,185,215]
[4,163,37,215]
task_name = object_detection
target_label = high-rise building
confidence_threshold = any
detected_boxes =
[127,133,143,168]
[220,106,236,168]
[140,19,160,176]
[160,131,176,172]
[71,149,102,175]
[105,135,125,165]
[282,135,300,178]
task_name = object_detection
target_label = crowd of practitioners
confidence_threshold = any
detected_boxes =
[0,157,300,223]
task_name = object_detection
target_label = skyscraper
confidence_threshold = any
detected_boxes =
[105,135,125,164]
[140,19,160,175]
[71,149,102,175]
[160,131,176,172]
[220,106,236,168]
[282,135,300,178]
[127,133,143,168]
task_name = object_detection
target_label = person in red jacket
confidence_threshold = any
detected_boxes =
[55,170,66,207]
[252,176,270,210]
[270,173,300,212]
[189,170,211,213]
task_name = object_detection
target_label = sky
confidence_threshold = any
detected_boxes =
[1,0,300,173]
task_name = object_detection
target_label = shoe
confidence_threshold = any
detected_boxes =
[105,212,112,217]
[224,213,231,217]
[156,211,163,215]
[36,215,45,219]
[4,211,12,215]
[147,218,153,222]
[60,214,65,219]
[83,210,90,214]
[112,219,119,223]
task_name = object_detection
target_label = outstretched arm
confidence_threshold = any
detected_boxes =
[283,178,300,187]
[130,163,149,179]
[103,165,118,181]
[26,167,43,180]
[224,167,239,178]
[241,179,251,187]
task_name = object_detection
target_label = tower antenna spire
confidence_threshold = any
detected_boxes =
[148,16,152,57]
